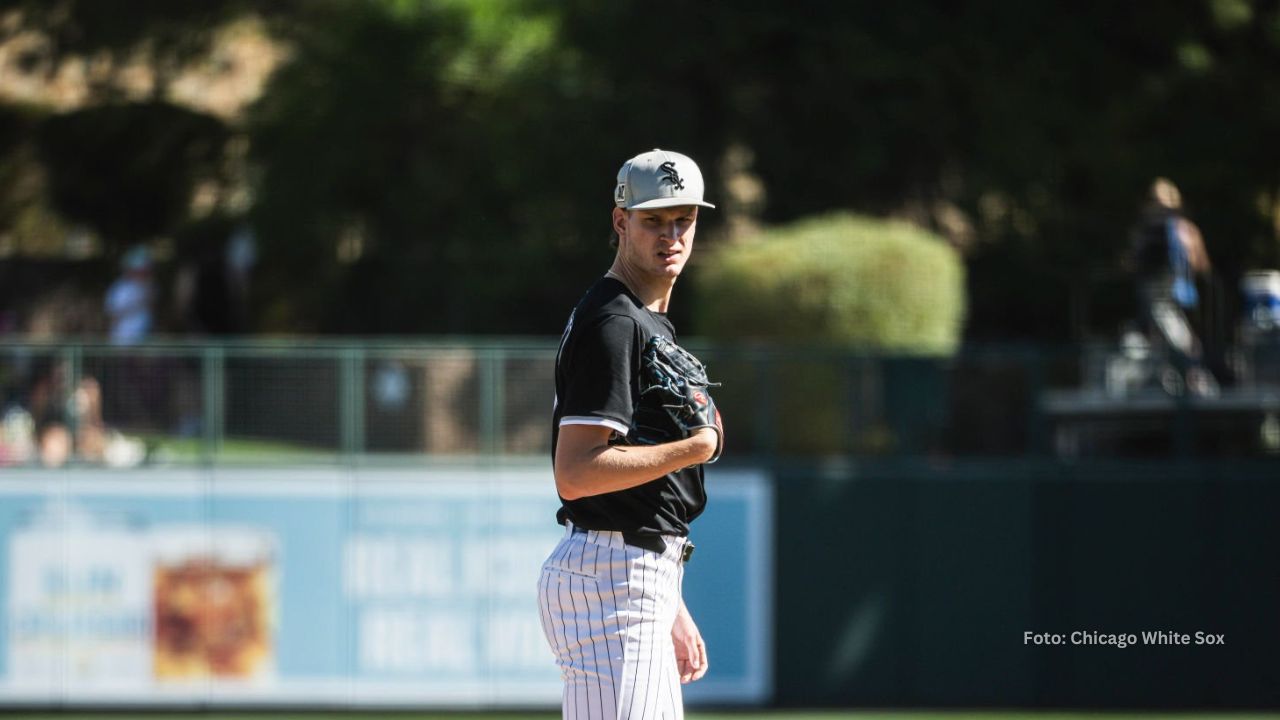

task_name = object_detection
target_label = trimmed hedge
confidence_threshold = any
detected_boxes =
[693,213,965,355]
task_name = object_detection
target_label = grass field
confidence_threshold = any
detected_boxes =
[143,434,335,463]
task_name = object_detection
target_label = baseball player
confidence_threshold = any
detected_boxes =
[538,148,724,719]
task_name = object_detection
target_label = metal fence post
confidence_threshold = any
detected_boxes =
[201,345,224,465]
[479,347,505,458]
[62,343,82,450]
[339,347,366,463]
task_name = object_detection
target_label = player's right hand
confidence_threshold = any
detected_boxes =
[672,605,708,683]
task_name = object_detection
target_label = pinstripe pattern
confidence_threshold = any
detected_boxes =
[538,523,686,720]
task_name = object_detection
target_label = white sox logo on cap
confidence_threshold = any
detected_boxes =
[658,161,685,190]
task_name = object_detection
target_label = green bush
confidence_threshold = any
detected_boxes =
[694,212,966,355]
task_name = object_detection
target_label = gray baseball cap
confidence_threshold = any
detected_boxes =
[614,148,716,210]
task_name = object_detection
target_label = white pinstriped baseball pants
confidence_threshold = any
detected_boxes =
[537,522,688,720]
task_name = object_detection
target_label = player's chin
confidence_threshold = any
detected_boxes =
[657,251,687,269]
[658,260,687,277]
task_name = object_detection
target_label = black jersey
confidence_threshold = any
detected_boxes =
[551,276,707,537]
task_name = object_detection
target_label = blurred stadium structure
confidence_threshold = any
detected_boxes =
[4,337,1280,466]
[0,339,1278,711]
[1,0,1279,712]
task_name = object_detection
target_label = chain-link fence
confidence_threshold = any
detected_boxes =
[2,337,1279,468]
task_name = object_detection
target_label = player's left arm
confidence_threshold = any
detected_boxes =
[671,598,708,683]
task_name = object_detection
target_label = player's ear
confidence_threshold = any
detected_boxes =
[612,208,628,242]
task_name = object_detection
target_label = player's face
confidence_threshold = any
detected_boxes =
[614,206,699,280]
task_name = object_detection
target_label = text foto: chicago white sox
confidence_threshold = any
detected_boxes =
[1023,630,1226,648]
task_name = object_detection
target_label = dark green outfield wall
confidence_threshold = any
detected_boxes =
[769,460,1280,708]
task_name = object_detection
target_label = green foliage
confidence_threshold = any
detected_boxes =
[0,0,247,61]
[694,213,965,355]
[3,0,1280,341]
[245,0,704,334]
[38,103,228,246]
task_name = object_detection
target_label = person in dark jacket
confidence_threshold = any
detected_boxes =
[1129,177,1217,395]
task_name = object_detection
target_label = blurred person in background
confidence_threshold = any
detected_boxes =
[25,359,78,467]
[174,221,257,336]
[22,359,144,468]
[105,243,172,432]
[226,222,257,333]
[0,393,36,466]
[105,245,155,345]
[1128,177,1218,396]
[24,360,100,467]
[35,420,72,467]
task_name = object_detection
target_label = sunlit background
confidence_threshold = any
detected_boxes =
[0,0,1277,717]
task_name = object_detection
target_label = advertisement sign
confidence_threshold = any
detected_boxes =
[0,466,771,707]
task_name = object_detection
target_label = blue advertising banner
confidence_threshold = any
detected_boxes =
[0,466,771,707]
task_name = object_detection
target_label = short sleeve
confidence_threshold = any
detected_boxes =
[558,315,638,435]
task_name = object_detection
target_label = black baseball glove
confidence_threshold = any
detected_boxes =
[632,335,724,463]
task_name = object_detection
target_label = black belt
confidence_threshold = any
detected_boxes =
[571,525,695,563]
